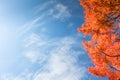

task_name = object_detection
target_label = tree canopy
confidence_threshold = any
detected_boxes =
[78,0,120,79]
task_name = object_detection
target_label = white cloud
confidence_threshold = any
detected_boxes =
[35,0,54,14]
[0,72,33,80]
[0,0,88,80]
[16,1,72,37]
[0,34,86,80]
[24,34,86,80]
[23,33,42,47]
[16,16,45,37]
[33,52,85,80]
[25,51,39,63]
[49,3,71,20]
[35,1,71,21]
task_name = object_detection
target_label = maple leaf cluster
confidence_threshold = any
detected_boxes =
[78,0,120,80]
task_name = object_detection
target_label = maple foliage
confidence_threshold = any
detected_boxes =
[78,0,120,80]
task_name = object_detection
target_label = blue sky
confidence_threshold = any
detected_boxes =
[0,0,108,80]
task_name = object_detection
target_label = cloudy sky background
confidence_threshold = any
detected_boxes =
[0,0,108,80]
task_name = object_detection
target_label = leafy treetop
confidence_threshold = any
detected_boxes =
[78,0,120,80]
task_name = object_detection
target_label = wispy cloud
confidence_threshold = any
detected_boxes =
[1,33,87,80]
[16,16,45,37]
[2,0,88,80]
[48,3,71,20]
[24,34,86,80]
[35,1,71,21]
[35,0,54,14]
[16,1,72,37]
[25,35,86,80]
[33,53,85,80]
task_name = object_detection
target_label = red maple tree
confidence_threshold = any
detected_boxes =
[78,0,120,80]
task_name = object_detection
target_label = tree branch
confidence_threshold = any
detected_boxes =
[108,63,120,72]
[102,51,120,57]
[102,52,120,72]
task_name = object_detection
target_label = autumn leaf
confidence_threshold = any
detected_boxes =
[79,0,120,79]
